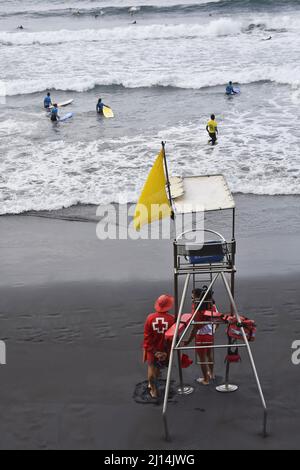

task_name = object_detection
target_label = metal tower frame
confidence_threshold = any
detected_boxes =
[162,177,268,441]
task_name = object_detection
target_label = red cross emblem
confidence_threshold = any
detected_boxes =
[153,317,168,334]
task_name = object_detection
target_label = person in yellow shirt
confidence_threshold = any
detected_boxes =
[206,114,218,146]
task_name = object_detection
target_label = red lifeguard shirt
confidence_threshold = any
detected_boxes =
[143,312,175,354]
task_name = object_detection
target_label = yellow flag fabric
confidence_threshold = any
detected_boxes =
[134,150,172,231]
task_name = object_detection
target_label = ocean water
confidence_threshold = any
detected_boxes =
[0,0,300,214]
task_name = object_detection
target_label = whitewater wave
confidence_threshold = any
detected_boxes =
[0,19,245,46]
[1,11,300,97]
[1,12,299,47]
[2,67,300,97]
[1,129,299,215]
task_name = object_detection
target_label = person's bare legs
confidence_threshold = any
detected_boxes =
[148,365,159,398]
[207,349,215,380]
[197,350,210,385]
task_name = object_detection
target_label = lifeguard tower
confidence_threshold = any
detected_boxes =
[162,175,268,441]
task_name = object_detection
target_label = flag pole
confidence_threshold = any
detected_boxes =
[161,141,174,219]
[162,142,184,390]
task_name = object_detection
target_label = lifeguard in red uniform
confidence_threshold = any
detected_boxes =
[185,288,218,385]
[143,295,175,398]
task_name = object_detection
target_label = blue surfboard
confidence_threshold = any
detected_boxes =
[226,87,240,96]
[60,112,73,122]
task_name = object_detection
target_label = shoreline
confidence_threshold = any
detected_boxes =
[1,192,300,218]
[1,194,300,287]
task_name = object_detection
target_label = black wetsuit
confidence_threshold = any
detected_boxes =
[209,132,217,145]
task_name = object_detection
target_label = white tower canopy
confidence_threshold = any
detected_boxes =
[171,175,235,214]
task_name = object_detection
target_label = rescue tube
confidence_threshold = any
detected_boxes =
[165,313,192,341]
[202,309,224,320]
[165,310,224,341]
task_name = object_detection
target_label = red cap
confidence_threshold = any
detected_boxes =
[155,294,174,313]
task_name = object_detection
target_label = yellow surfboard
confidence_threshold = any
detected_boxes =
[103,106,114,118]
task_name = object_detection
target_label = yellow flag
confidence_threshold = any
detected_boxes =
[134,150,172,231]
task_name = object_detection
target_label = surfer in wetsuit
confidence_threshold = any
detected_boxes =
[226,81,238,95]
[44,92,52,110]
[96,98,110,115]
[206,114,218,146]
[50,104,59,122]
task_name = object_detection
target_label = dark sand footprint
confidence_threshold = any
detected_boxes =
[93,321,116,339]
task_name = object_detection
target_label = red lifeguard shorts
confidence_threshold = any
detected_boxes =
[196,334,214,354]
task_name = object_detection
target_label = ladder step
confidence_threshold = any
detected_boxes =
[196,362,214,366]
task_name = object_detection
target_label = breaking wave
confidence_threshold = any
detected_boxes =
[2,69,300,97]
[0,19,245,46]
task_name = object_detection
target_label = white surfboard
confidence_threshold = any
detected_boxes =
[50,99,74,109]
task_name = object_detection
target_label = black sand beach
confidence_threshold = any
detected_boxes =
[0,195,300,450]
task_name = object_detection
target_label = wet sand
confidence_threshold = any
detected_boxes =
[0,195,300,449]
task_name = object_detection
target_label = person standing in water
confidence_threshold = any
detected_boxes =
[226,81,238,95]
[96,98,111,115]
[44,92,52,110]
[206,114,218,146]
[50,104,59,122]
